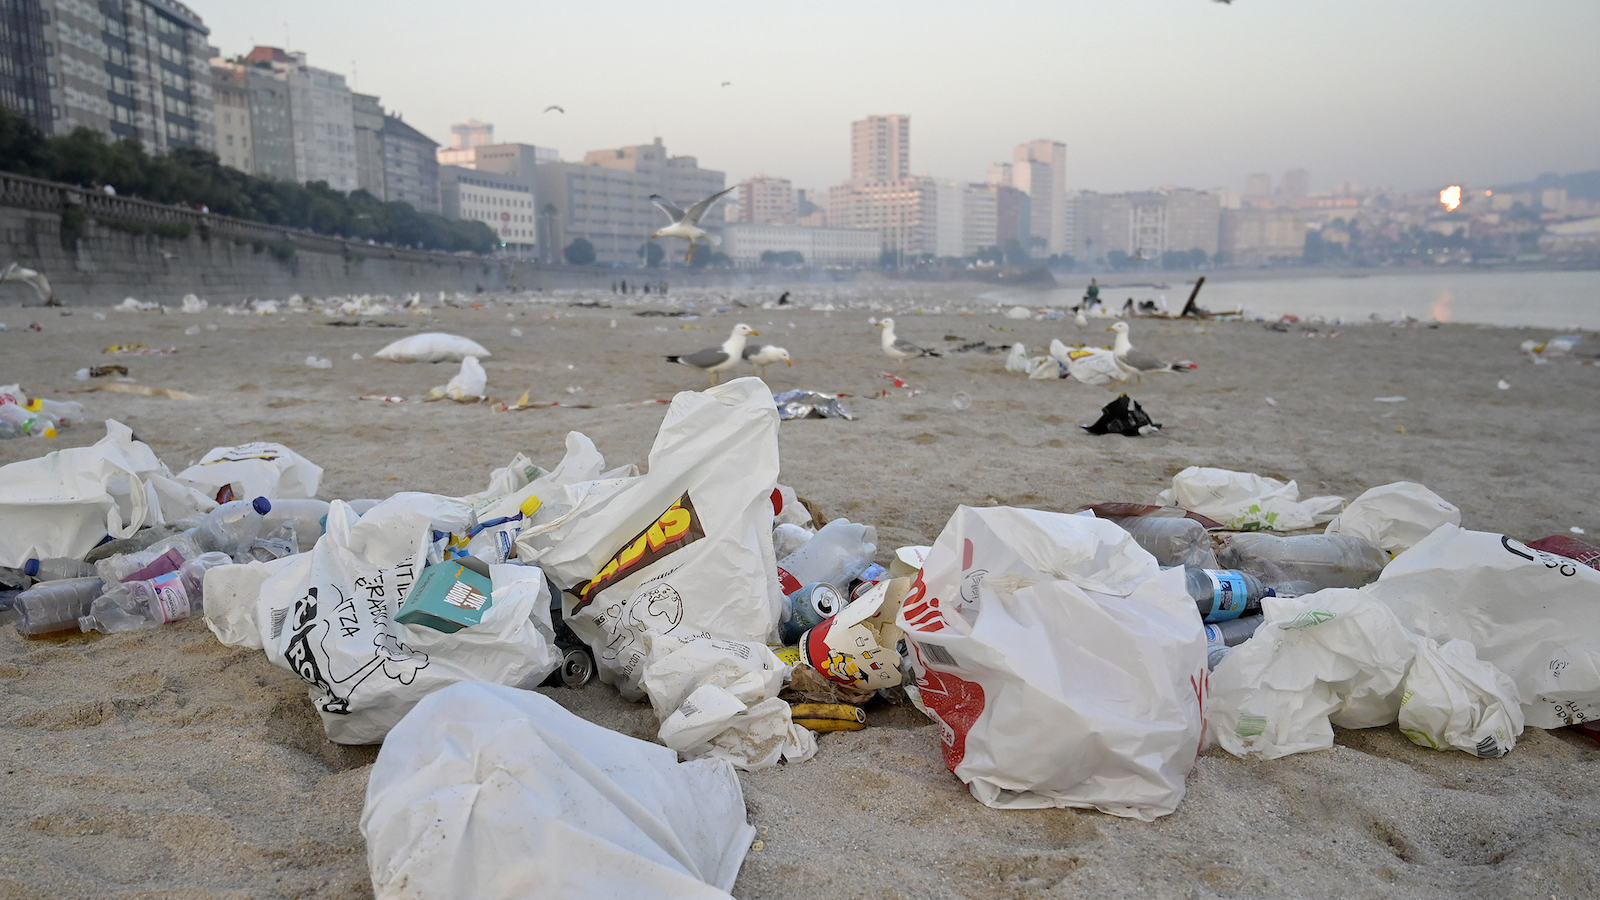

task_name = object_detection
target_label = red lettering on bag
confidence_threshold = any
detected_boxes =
[775,565,803,596]
[962,538,973,570]
[916,663,985,771]
[899,569,945,633]
[770,487,783,517]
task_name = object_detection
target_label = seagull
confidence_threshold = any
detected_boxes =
[742,343,791,378]
[1107,321,1182,388]
[876,317,940,374]
[721,81,731,87]
[1,263,56,305]
[667,322,758,385]
[650,186,736,263]
[543,105,565,113]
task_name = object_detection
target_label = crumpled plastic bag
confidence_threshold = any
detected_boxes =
[374,332,491,362]
[180,294,207,313]
[1053,342,1127,386]
[1400,636,1524,758]
[0,419,215,567]
[1004,342,1030,373]
[362,681,752,900]
[427,355,487,401]
[1159,466,1343,532]
[1207,589,1417,759]
[1324,481,1460,552]
[642,638,816,770]
[176,441,324,502]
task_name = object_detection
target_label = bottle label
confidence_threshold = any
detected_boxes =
[147,572,191,623]
[1203,623,1225,645]
[775,565,803,597]
[1206,570,1247,622]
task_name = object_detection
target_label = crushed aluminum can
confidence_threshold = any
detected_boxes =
[772,390,854,421]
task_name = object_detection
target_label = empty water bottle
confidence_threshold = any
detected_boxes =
[79,552,231,634]
[776,518,877,596]
[190,497,273,556]
[1204,614,1264,648]
[22,557,99,583]
[772,523,815,560]
[1110,516,1219,569]
[1184,568,1272,623]
[1219,533,1390,596]
[14,577,105,636]
[96,531,205,584]
[26,398,85,428]
[0,403,55,438]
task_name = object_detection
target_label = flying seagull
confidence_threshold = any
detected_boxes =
[650,186,736,263]
[876,317,940,374]
[1,262,56,305]
[721,81,731,87]
[742,343,791,378]
[1107,321,1183,387]
[667,322,758,385]
[543,105,565,113]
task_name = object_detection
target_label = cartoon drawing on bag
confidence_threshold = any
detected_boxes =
[283,584,430,715]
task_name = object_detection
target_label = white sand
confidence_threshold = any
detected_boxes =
[2,285,1597,899]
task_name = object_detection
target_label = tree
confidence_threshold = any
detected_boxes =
[760,249,804,266]
[638,241,665,267]
[564,237,596,265]
[1106,249,1131,270]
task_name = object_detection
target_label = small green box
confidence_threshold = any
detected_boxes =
[396,557,495,633]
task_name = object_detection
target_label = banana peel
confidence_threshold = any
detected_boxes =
[790,702,867,733]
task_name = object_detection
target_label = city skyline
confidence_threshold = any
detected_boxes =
[195,0,1599,195]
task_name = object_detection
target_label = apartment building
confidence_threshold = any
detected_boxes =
[720,224,879,267]
[1072,189,1221,264]
[352,92,385,198]
[243,46,357,191]
[209,59,251,171]
[737,174,796,224]
[381,114,440,213]
[440,165,537,254]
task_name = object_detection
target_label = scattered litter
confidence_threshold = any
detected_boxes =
[356,395,407,403]
[75,383,198,399]
[951,391,972,411]
[1324,482,1460,553]
[425,355,487,401]
[175,442,323,502]
[115,297,157,312]
[1265,397,1277,406]
[1497,380,1510,390]
[1374,396,1407,403]
[772,390,854,421]
[1004,306,1032,320]
[105,344,178,355]
[72,365,128,380]
[374,332,490,362]
[350,352,362,361]
[1082,394,1160,436]
[184,325,201,335]
[510,327,523,337]
[1574,526,1587,535]
[180,294,207,313]
[304,356,332,369]
[1159,467,1342,532]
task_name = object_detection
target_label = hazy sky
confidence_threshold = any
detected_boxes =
[200,0,1599,196]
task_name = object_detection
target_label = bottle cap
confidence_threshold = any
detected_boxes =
[252,496,272,515]
[23,559,39,577]
[519,495,543,518]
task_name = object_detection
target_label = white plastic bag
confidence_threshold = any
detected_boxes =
[898,506,1207,820]
[1324,482,1460,552]
[517,378,783,700]
[1053,343,1126,387]
[1207,589,1416,759]
[254,497,561,743]
[362,682,752,900]
[374,332,491,362]
[428,356,487,401]
[0,419,214,566]
[1004,343,1030,373]
[1366,524,1600,729]
[1400,636,1524,758]
[642,638,816,770]
[1159,466,1344,532]
[175,441,324,502]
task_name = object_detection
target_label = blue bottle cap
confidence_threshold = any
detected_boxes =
[252,496,272,515]
[24,559,40,577]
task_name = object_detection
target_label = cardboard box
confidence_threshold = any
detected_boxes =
[396,557,494,633]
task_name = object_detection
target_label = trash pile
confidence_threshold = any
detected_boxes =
[3,378,1599,897]
[0,383,93,439]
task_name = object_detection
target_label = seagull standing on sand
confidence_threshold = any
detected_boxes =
[1,262,55,305]
[1107,321,1181,388]
[650,187,736,263]
[876,317,940,374]
[742,344,791,378]
[667,323,758,385]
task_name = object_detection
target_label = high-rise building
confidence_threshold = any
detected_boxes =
[209,60,252,172]
[738,174,797,224]
[352,93,386,199]
[534,137,725,266]
[244,47,358,192]
[1011,140,1068,256]
[1280,168,1309,201]
[452,119,494,150]
[12,0,215,151]
[932,178,964,258]
[827,177,936,260]
[1244,173,1273,200]
[381,114,440,213]
[850,114,909,183]
[962,184,998,257]
[1072,189,1221,264]
[243,65,293,180]
[1219,207,1305,265]
[994,185,1032,256]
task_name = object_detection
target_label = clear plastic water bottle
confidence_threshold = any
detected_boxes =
[96,531,205,584]
[1219,533,1390,596]
[14,577,105,636]
[26,398,85,428]
[1184,568,1272,623]
[191,497,273,556]
[1202,614,1265,670]
[22,557,99,583]
[79,552,231,634]
[772,523,815,560]
[775,518,877,596]
[1110,516,1219,569]
[0,403,56,438]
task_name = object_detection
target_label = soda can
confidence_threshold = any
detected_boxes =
[779,582,844,645]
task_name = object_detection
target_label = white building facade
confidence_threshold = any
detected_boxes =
[719,224,879,267]
[441,166,537,255]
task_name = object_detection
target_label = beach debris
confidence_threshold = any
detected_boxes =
[1158,467,1342,532]
[175,442,322,503]
[1324,482,1460,553]
[305,355,332,368]
[902,506,1207,819]
[798,576,907,693]
[104,344,178,355]
[114,297,158,312]
[1374,396,1406,403]
[180,294,208,313]
[771,389,853,421]
[363,682,756,900]
[1081,394,1160,436]
[1055,341,1127,386]
[1497,379,1511,390]
[72,365,129,380]
[952,391,972,411]
[425,355,487,401]
[374,332,490,363]
[642,639,816,770]
[75,383,198,399]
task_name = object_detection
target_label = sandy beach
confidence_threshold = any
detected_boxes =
[2,283,1597,899]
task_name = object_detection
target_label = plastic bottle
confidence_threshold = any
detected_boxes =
[1110,516,1219,569]
[26,398,85,428]
[1219,533,1390,596]
[772,523,815,560]
[14,577,105,636]
[79,552,231,634]
[188,497,273,556]
[22,557,99,583]
[0,403,56,438]
[1184,568,1273,623]
[1204,614,1264,648]
[96,530,205,584]
[775,518,877,596]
